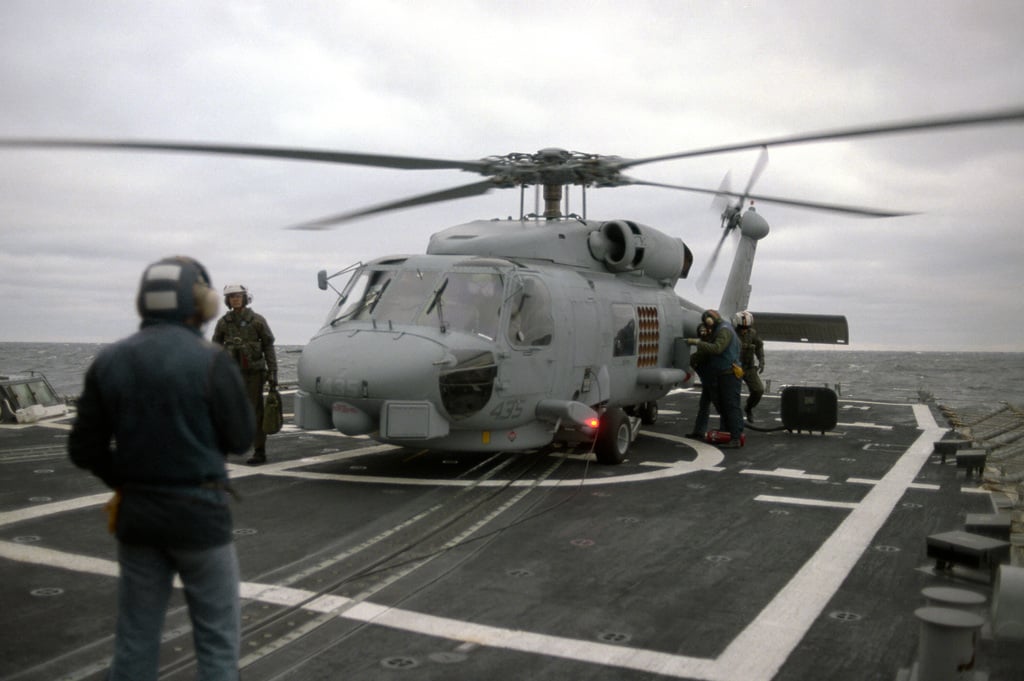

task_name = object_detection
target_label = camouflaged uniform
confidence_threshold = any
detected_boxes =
[737,325,765,419]
[213,307,277,460]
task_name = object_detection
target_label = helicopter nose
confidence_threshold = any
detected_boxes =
[298,329,448,401]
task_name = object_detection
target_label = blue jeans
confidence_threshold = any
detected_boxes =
[717,372,745,439]
[109,542,240,681]
[692,372,719,434]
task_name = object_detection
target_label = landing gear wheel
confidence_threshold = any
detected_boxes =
[595,407,630,465]
[638,401,658,425]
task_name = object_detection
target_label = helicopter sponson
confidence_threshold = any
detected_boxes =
[295,223,695,464]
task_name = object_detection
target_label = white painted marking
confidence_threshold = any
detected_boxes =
[742,468,829,481]
[0,539,119,577]
[37,421,72,431]
[0,420,72,431]
[0,493,109,528]
[840,421,894,431]
[230,430,725,488]
[961,486,991,495]
[847,477,940,491]
[755,494,858,510]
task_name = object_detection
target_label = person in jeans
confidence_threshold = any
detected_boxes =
[68,255,254,681]
[685,309,744,448]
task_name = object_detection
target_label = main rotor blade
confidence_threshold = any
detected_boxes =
[743,147,769,197]
[626,178,913,218]
[618,106,1024,169]
[0,138,489,172]
[288,179,497,230]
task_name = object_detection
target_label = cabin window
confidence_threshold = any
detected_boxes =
[507,276,553,347]
[612,304,636,357]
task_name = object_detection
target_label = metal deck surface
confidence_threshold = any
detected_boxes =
[1,390,1020,680]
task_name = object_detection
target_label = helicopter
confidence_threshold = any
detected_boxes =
[3,107,1023,463]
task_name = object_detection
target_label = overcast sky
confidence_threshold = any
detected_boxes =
[1,1,1022,350]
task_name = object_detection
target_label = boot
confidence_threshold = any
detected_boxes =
[247,449,267,465]
[746,393,762,422]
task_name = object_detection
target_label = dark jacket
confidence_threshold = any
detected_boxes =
[68,320,254,548]
[692,321,740,375]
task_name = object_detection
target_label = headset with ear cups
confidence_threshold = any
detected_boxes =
[194,279,220,322]
[137,255,220,323]
[185,257,220,323]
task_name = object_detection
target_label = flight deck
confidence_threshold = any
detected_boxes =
[1,389,1020,680]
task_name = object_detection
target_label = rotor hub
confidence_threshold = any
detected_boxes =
[481,149,626,188]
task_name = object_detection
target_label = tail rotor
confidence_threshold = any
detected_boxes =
[696,146,768,291]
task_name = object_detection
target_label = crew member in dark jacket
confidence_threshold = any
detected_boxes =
[686,323,719,439]
[213,283,277,465]
[685,309,745,448]
[68,255,254,681]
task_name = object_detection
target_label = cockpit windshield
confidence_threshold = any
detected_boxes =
[326,265,506,339]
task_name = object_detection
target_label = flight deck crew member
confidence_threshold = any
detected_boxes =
[733,310,765,422]
[686,323,719,439]
[685,309,744,448]
[68,255,254,681]
[213,283,278,465]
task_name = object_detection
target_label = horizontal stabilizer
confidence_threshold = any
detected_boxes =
[750,312,849,345]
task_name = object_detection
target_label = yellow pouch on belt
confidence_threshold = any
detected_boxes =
[104,490,122,534]
[732,363,745,379]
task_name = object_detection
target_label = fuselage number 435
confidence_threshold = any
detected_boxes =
[489,399,524,420]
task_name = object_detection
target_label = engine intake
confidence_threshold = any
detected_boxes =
[587,220,692,284]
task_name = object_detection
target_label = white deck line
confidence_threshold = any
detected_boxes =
[754,494,858,510]
[742,468,830,481]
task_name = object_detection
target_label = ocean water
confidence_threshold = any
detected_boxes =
[1,342,1022,413]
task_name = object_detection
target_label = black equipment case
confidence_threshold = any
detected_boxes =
[780,386,838,433]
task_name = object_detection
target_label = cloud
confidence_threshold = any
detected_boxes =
[1,0,1022,349]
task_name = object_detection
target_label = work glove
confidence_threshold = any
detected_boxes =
[758,363,765,374]
[685,338,699,346]
[268,371,278,389]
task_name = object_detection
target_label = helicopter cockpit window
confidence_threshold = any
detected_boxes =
[328,270,371,323]
[366,269,437,323]
[328,268,442,325]
[428,271,504,339]
[612,304,636,357]
[507,276,554,347]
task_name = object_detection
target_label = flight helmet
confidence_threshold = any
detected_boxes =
[223,283,252,307]
[733,311,754,328]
